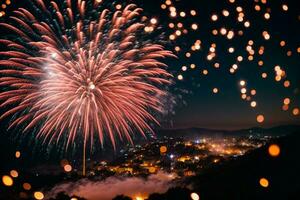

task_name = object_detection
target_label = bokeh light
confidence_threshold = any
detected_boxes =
[15,151,21,158]
[256,115,264,123]
[292,108,299,116]
[268,144,280,157]
[190,192,200,200]
[2,175,13,186]
[259,178,269,188]
[34,191,44,200]
[64,164,72,172]
[160,146,167,153]
[10,170,18,178]
[23,182,32,190]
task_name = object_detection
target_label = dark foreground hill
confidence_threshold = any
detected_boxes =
[154,124,300,139]
[143,131,300,200]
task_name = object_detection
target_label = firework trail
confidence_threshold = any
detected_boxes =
[0,0,174,150]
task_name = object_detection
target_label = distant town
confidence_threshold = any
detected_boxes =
[1,126,297,200]
[69,134,276,179]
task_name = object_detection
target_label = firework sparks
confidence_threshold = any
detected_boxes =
[0,0,175,150]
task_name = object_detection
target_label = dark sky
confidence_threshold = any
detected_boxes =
[1,0,300,131]
[138,0,300,129]
[0,0,299,171]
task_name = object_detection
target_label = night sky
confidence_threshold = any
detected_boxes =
[0,1,299,199]
[0,0,300,131]
[139,0,300,129]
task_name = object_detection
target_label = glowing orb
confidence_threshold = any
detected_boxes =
[2,175,13,186]
[190,192,200,200]
[34,191,44,200]
[268,144,280,157]
[259,178,269,188]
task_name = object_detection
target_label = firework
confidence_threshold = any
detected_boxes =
[0,0,175,150]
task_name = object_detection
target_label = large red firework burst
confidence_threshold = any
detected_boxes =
[0,0,174,150]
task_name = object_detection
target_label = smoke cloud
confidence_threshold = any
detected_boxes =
[46,171,176,200]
